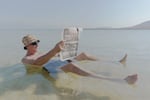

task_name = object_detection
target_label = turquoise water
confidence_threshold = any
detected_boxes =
[0,29,150,100]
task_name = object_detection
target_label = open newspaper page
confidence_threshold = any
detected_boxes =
[60,27,80,61]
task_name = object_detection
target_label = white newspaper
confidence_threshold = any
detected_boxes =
[60,27,81,61]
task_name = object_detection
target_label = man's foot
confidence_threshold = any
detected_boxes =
[124,74,138,84]
[119,54,127,64]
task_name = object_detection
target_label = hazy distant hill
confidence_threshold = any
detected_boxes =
[123,20,150,29]
[84,20,150,30]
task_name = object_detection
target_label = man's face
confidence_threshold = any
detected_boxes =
[26,42,38,53]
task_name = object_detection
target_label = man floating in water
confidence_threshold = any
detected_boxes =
[21,33,137,84]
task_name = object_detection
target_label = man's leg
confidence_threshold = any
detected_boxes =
[61,63,138,84]
[74,52,127,63]
[74,52,98,61]
[61,63,90,76]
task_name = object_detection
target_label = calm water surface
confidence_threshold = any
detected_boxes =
[0,29,150,100]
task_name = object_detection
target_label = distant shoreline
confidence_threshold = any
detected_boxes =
[2,20,150,31]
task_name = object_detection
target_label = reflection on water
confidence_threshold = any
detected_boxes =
[0,63,112,100]
[0,63,142,100]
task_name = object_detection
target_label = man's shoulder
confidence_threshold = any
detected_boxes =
[21,56,34,65]
[21,57,34,64]
[21,52,44,64]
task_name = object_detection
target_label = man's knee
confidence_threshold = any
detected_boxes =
[79,52,87,56]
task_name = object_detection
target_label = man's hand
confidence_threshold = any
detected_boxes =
[54,41,64,53]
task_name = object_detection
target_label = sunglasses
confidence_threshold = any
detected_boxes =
[24,40,40,50]
[30,42,38,46]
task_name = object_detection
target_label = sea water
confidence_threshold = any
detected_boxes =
[0,29,150,100]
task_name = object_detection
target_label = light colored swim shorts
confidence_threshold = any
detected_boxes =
[43,59,69,73]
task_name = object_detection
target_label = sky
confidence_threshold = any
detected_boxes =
[1,0,150,29]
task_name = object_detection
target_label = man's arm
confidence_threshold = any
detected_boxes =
[33,41,64,66]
